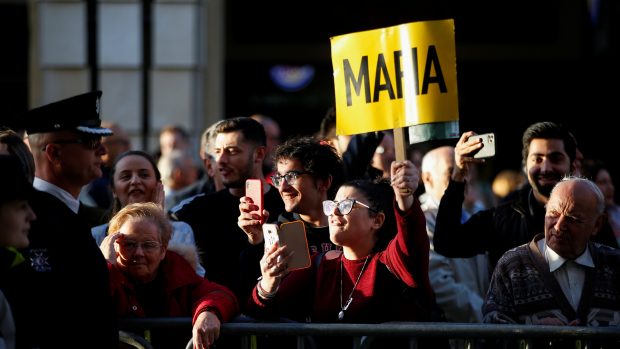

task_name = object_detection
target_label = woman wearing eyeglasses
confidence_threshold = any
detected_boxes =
[246,160,437,348]
[104,202,238,348]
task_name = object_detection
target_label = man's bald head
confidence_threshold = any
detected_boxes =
[544,177,605,259]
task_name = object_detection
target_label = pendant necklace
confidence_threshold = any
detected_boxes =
[339,254,370,321]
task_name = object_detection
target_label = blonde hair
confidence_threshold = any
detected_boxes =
[108,202,172,246]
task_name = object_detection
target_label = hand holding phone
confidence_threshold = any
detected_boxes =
[470,133,496,159]
[263,221,311,271]
[245,179,264,224]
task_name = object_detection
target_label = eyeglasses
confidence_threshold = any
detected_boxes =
[118,240,161,254]
[322,199,377,216]
[42,137,102,151]
[270,170,312,187]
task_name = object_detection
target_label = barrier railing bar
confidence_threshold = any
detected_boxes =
[118,318,620,340]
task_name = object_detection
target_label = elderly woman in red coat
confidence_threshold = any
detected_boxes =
[102,202,238,348]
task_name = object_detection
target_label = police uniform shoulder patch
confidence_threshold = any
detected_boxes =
[29,248,52,272]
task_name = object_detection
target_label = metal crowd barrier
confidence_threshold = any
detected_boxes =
[119,318,620,349]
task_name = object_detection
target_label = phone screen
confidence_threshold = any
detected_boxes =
[262,223,280,251]
[245,179,264,224]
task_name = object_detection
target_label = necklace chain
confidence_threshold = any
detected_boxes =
[339,254,370,321]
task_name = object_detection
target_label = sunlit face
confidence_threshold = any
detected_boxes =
[51,131,106,186]
[425,147,454,202]
[202,153,223,191]
[544,181,602,259]
[0,200,36,249]
[275,158,324,214]
[113,155,159,207]
[526,139,572,200]
[114,218,165,283]
[594,169,615,207]
[213,131,258,189]
[327,186,379,247]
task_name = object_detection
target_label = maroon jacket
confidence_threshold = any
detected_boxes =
[109,250,239,324]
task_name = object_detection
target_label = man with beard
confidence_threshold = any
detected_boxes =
[170,117,284,305]
[433,122,617,270]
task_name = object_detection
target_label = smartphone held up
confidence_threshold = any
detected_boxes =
[245,179,264,224]
[263,221,311,271]
[470,133,496,159]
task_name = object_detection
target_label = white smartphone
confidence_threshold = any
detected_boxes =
[470,133,495,159]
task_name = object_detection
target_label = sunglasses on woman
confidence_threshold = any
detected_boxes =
[322,199,377,216]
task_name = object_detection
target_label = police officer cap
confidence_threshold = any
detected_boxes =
[24,91,112,136]
[0,155,34,204]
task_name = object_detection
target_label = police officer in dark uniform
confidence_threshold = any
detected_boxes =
[2,91,118,348]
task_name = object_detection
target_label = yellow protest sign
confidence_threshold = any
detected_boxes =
[331,19,458,136]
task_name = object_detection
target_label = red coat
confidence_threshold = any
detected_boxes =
[109,250,239,324]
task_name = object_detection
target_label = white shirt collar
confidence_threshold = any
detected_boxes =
[539,238,595,272]
[425,194,440,210]
[33,177,81,214]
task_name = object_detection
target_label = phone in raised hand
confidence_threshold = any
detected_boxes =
[470,133,496,159]
[245,179,264,224]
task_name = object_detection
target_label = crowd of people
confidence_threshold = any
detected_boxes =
[0,90,619,349]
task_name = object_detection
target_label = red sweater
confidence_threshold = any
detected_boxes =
[247,198,434,323]
[109,251,239,324]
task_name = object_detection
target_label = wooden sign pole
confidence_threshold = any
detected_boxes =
[393,127,412,194]
[393,127,408,162]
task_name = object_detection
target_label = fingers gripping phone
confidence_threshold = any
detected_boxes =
[263,221,311,271]
[245,179,264,224]
[470,133,496,159]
